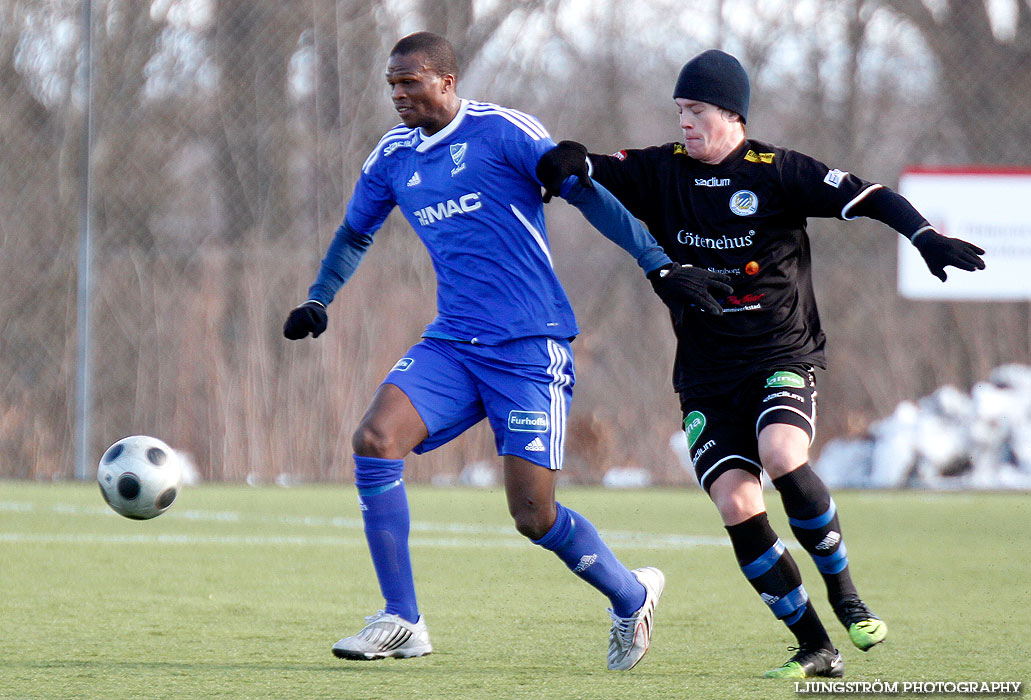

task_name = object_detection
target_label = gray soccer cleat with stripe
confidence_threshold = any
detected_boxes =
[607,567,665,670]
[331,611,433,660]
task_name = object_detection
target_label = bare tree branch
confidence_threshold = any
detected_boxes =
[882,0,939,31]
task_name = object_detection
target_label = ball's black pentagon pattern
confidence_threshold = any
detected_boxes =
[98,436,182,520]
[117,473,141,500]
[102,444,124,463]
[155,487,177,510]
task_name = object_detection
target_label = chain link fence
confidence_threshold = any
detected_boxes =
[2,0,1028,484]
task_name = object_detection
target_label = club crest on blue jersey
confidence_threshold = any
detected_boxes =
[450,142,468,176]
[450,142,467,165]
[508,410,549,433]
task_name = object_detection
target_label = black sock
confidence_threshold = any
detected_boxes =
[726,512,833,650]
[773,464,858,604]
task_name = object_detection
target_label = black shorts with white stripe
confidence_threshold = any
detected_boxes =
[680,364,817,493]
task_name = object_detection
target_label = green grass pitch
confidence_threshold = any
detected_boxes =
[1,482,1028,699]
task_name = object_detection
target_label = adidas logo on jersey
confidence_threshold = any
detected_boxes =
[407,171,421,187]
[573,553,598,573]
[815,531,841,551]
[524,437,546,452]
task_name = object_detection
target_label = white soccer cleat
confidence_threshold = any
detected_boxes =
[607,566,665,671]
[331,611,433,660]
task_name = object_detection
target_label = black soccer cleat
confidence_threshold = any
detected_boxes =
[833,596,887,651]
[764,646,844,679]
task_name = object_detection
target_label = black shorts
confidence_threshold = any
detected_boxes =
[680,365,817,493]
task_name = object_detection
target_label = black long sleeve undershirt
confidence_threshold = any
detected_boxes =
[847,186,932,240]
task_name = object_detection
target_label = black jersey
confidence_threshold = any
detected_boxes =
[589,139,880,396]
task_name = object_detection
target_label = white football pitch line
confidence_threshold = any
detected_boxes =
[0,500,733,550]
[0,532,534,547]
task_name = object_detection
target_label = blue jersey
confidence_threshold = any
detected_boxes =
[342,99,577,344]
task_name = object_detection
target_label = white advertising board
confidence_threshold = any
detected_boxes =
[898,166,1031,300]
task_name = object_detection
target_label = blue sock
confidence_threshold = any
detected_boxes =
[532,503,646,617]
[353,455,419,623]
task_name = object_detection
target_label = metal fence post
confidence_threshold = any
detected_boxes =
[74,0,94,480]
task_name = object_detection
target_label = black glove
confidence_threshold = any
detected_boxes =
[283,301,328,339]
[647,263,733,317]
[912,229,986,282]
[536,140,593,203]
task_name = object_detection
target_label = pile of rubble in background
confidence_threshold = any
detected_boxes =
[815,364,1031,489]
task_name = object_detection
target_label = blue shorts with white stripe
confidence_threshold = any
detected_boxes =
[382,336,575,470]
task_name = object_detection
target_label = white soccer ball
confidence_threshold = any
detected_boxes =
[97,435,182,520]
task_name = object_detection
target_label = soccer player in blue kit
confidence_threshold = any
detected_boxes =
[282,32,731,670]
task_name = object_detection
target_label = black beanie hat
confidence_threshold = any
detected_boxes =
[673,49,750,123]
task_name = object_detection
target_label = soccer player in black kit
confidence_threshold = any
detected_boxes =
[537,49,985,679]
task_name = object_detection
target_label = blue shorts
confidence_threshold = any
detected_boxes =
[382,337,575,470]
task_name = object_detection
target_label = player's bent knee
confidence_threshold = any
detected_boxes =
[352,423,403,459]
[510,502,557,540]
[513,519,549,541]
[709,470,765,526]
[758,443,809,477]
[713,492,765,526]
[762,454,806,479]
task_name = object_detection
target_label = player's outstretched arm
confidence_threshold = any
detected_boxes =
[537,144,731,316]
[846,186,986,282]
[559,173,670,273]
[283,219,374,340]
[565,180,731,316]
